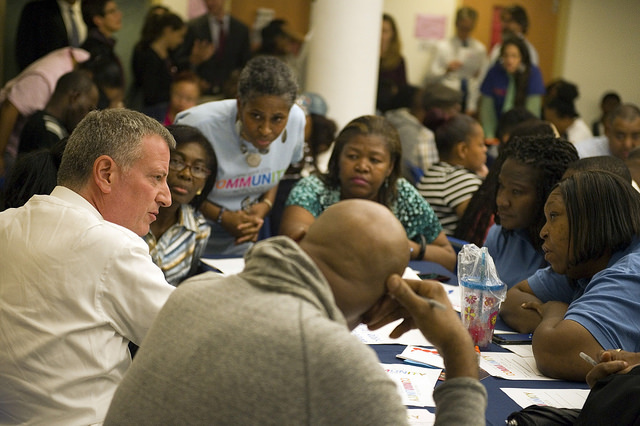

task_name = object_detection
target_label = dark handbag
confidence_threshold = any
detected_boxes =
[574,365,640,425]
[506,404,581,426]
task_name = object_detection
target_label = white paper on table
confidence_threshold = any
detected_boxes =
[201,260,420,280]
[479,352,558,380]
[352,319,432,346]
[200,258,245,275]
[500,388,590,409]
[397,345,445,369]
[439,283,461,312]
[494,326,517,334]
[404,268,421,280]
[407,408,435,425]
[502,344,534,358]
[381,363,441,407]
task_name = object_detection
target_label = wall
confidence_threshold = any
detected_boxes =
[383,0,458,86]
[560,0,640,125]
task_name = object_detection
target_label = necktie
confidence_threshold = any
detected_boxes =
[67,4,80,47]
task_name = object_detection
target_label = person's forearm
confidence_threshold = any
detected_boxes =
[200,200,220,223]
[438,330,479,380]
[532,302,595,381]
[433,377,487,426]
[256,186,278,219]
[500,288,543,333]
[424,244,456,272]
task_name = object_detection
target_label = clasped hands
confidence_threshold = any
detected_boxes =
[224,203,270,244]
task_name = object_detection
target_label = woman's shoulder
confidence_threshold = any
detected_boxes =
[396,178,431,208]
[396,178,420,195]
[297,174,326,190]
[180,204,210,230]
[287,175,330,202]
[175,99,236,126]
[527,65,546,93]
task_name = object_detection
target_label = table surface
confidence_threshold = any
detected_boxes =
[372,343,589,426]
[373,264,588,425]
[202,257,588,424]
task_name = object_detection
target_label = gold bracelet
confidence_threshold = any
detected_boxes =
[262,199,273,210]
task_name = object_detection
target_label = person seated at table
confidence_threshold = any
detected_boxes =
[175,55,305,256]
[144,124,217,286]
[482,136,578,288]
[103,199,486,425]
[454,121,558,246]
[417,114,486,236]
[500,171,640,381]
[279,115,457,271]
[0,109,176,424]
[575,349,640,423]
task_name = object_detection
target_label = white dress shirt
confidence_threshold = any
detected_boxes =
[57,0,87,45]
[428,36,488,113]
[566,117,593,145]
[0,186,174,425]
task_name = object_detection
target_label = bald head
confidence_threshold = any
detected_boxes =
[299,199,409,329]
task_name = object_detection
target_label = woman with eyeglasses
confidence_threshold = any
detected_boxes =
[143,124,217,286]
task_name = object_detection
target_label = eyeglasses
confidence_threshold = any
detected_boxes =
[169,158,211,179]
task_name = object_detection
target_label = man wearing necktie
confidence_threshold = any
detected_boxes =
[16,0,87,71]
[426,7,487,116]
[174,0,251,96]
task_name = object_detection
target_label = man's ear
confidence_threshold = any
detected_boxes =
[93,155,116,194]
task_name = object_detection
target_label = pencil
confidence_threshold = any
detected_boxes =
[579,351,597,366]
[425,297,447,310]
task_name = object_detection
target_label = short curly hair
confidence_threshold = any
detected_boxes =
[237,55,298,107]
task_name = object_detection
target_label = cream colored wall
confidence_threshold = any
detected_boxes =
[383,0,459,86]
[560,0,640,126]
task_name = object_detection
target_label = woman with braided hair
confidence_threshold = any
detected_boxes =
[455,120,557,247]
[466,134,578,288]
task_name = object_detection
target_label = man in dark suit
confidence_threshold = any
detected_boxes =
[175,0,251,96]
[16,0,86,71]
